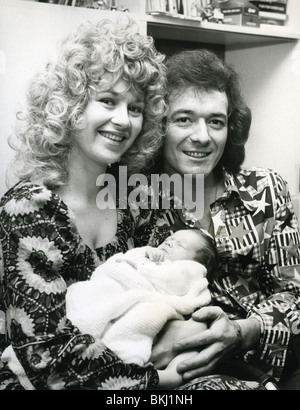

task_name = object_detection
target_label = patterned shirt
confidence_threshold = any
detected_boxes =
[133,167,300,381]
[0,180,159,390]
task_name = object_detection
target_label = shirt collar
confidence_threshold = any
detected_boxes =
[220,167,263,212]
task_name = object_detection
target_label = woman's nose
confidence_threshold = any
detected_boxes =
[111,104,130,128]
[190,120,210,145]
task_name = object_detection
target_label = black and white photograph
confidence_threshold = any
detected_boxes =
[0,0,299,393]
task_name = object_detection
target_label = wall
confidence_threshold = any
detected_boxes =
[226,42,300,189]
[225,0,300,217]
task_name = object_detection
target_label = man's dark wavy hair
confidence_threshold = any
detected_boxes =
[161,49,252,175]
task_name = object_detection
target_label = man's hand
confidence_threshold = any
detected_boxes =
[173,306,261,381]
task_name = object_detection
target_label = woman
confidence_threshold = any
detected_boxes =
[135,49,300,389]
[0,17,194,390]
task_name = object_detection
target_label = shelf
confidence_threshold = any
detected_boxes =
[146,14,300,48]
[2,1,300,49]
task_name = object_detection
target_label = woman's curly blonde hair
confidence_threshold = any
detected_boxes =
[9,17,166,188]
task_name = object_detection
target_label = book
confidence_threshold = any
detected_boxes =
[146,0,169,12]
[185,0,208,18]
[250,1,287,14]
[259,16,286,25]
[146,0,184,14]
[258,10,287,20]
[251,0,287,3]
[176,0,185,14]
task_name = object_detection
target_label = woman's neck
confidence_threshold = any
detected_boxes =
[57,153,108,207]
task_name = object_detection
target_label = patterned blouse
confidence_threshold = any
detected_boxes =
[0,180,159,390]
[133,167,300,382]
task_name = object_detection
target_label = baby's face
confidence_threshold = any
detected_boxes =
[157,230,204,262]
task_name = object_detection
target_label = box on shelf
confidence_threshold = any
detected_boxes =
[220,0,259,15]
[223,13,260,26]
[220,0,260,26]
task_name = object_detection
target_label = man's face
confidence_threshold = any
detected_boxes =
[163,87,228,179]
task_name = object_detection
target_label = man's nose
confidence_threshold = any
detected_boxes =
[189,120,210,145]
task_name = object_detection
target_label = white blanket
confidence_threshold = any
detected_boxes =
[66,247,211,366]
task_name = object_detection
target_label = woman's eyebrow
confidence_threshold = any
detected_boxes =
[97,89,144,103]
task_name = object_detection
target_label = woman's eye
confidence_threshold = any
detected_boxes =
[129,106,144,115]
[100,98,115,106]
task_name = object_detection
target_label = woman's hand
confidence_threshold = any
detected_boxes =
[173,306,261,381]
[150,318,208,370]
[157,350,198,389]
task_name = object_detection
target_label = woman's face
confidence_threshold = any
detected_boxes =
[72,78,145,168]
[163,87,228,180]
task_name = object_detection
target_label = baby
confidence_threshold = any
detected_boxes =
[66,229,218,366]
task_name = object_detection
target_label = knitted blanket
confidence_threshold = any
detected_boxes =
[66,247,211,366]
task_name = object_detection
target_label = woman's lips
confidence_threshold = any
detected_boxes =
[183,151,210,159]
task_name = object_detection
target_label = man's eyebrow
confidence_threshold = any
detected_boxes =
[170,109,195,116]
[211,113,228,119]
[170,109,228,118]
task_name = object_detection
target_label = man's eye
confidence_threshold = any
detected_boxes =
[209,119,227,129]
[175,117,191,124]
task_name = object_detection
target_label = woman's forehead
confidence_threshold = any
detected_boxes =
[93,75,144,98]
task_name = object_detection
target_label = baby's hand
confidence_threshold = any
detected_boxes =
[145,247,166,262]
[115,256,138,269]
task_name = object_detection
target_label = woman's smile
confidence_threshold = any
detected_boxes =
[98,131,127,144]
[183,151,211,160]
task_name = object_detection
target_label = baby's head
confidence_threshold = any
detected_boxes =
[158,229,218,280]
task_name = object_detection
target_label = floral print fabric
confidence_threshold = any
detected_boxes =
[0,180,159,390]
